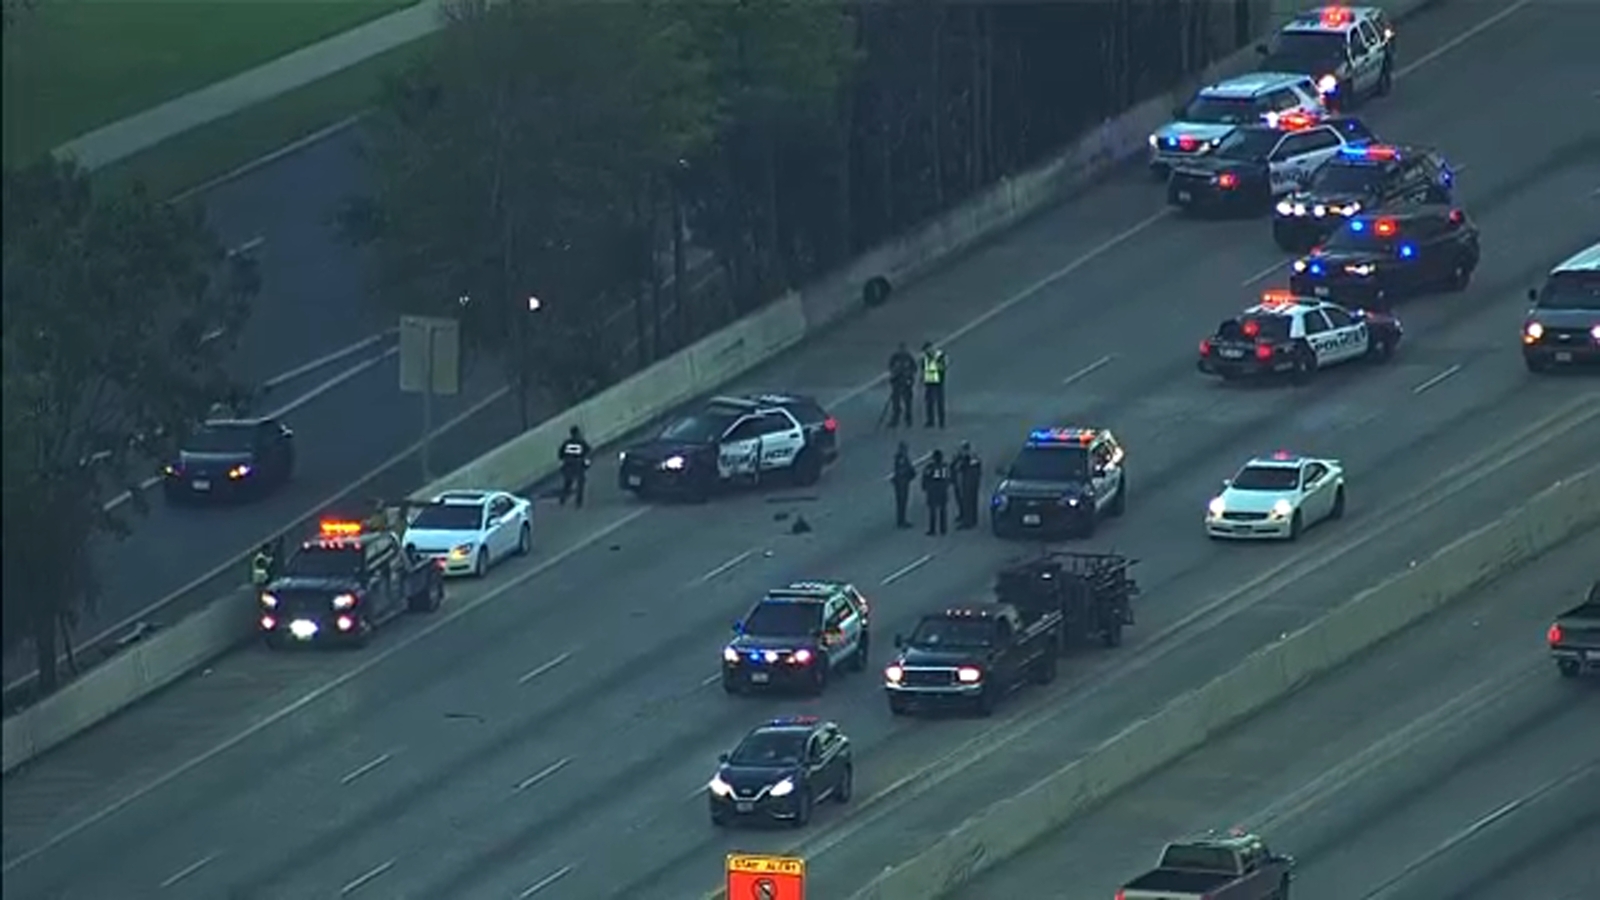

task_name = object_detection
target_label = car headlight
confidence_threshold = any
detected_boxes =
[708,775,733,797]
[618,451,628,463]
[1345,263,1376,276]
[1338,202,1362,216]
[1317,73,1338,94]
[332,593,356,610]
[769,777,795,798]
[722,646,739,664]
[1208,496,1226,517]
[1275,200,1294,216]
[956,666,983,683]
[1271,499,1295,519]
[661,455,686,471]
[990,494,1009,511]
[1292,259,1308,273]
[885,664,904,683]
[1058,495,1081,507]
[1590,324,1600,342]
[790,648,814,665]
[1312,204,1327,218]
[448,543,472,560]
[260,593,278,609]
[1148,134,1159,148]
[1523,321,1544,342]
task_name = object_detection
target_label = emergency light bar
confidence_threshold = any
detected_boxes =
[1259,290,1298,306]
[1029,428,1096,444]
[1340,144,1399,161]
[319,520,363,537]
[1266,110,1318,131]
[1319,6,1353,27]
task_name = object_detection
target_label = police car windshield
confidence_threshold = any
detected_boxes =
[909,617,994,649]
[1007,445,1089,482]
[1537,272,1600,310]
[744,601,822,637]
[1309,163,1386,193]
[1232,466,1301,491]
[1214,128,1280,161]
[283,545,362,578]
[183,423,253,453]
[1182,95,1263,124]
[729,730,806,766]
[411,503,483,530]
[661,412,736,443]
[1267,31,1347,65]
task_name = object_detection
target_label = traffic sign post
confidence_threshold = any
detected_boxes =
[398,315,460,482]
[726,854,804,900]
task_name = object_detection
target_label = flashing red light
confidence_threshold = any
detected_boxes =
[260,615,276,631]
[1116,890,1127,900]
[1242,319,1261,338]
[319,520,362,537]
[1276,111,1316,131]
[1272,450,1296,460]
[336,615,355,632]
[1199,339,1213,356]
[1373,218,1398,237]
[1449,208,1464,224]
[1178,135,1199,152]
[1217,172,1239,190]
[823,416,838,432]
[1320,6,1353,27]
[1260,289,1296,306]
[1255,344,1274,361]
[1548,623,1563,645]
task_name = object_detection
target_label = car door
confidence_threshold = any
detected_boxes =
[803,733,832,796]
[1300,462,1333,520]
[755,412,804,472]
[1404,216,1450,287]
[1319,305,1368,363]
[1300,309,1340,366]
[1089,441,1116,511]
[822,597,855,668]
[1357,21,1385,86]
[485,495,515,559]
[717,417,764,480]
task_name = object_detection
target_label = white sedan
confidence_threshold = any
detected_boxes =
[403,489,534,577]
[1205,452,1345,541]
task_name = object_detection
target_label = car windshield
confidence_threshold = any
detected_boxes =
[1182,95,1263,124]
[1267,31,1347,66]
[1309,163,1386,193]
[660,412,735,443]
[183,423,253,453]
[1536,271,1600,311]
[411,504,483,531]
[1232,465,1301,491]
[729,730,807,766]
[282,546,362,578]
[1219,316,1292,342]
[1325,221,1402,250]
[743,601,821,637]
[1007,445,1090,482]
[1214,128,1280,161]
[909,617,995,649]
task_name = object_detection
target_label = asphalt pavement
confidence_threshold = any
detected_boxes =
[954,528,1600,900]
[4,2,1598,898]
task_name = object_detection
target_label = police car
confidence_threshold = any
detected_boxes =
[1256,6,1397,108]
[1206,451,1347,541]
[1290,205,1480,304]
[1167,115,1375,214]
[1198,291,1403,383]
[1273,143,1455,250]
[618,393,838,501]
[1148,72,1327,176]
[722,582,871,696]
[401,489,534,578]
[1522,243,1600,372]
[990,428,1127,539]
[707,716,853,828]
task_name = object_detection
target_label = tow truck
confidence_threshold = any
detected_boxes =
[1117,831,1295,900]
[259,510,444,648]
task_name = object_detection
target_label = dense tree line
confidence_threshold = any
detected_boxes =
[2,160,255,695]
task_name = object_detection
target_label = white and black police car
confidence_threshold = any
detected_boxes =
[1148,72,1328,177]
[1199,290,1404,383]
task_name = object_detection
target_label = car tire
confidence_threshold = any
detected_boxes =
[1288,510,1304,542]
[517,522,532,556]
[793,789,814,827]
[411,577,444,613]
[1557,659,1580,678]
[975,686,997,717]
[888,695,910,716]
[1524,355,1551,374]
[1366,334,1395,363]
[350,619,373,649]
[710,809,730,827]
[791,447,823,487]
[1079,509,1097,540]
[474,547,489,578]
[850,634,870,672]
[1290,346,1317,385]
[1329,486,1346,521]
[1032,651,1058,685]
[810,662,828,696]
[721,676,742,696]
[836,766,854,804]
[1104,617,1125,647]
[1445,258,1472,292]
[1377,62,1393,97]
[1109,475,1127,517]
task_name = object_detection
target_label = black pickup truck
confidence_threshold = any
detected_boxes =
[1118,833,1295,900]
[1548,582,1600,678]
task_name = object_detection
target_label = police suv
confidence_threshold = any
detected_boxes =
[1148,72,1327,176]
[1198,290,1404,383]
[722,582,871,696]
[618,393,839,501]
[1167,115,1375,214]
[1256,6,1397,107]
[1273,143,1454,250]
[1290,205,1480,304]
[1522,243,1600,372]
[990,428,1127,539]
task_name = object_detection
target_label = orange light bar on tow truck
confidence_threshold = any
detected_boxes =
[319,520,363,537]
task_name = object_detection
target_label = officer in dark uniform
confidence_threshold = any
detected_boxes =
[921,341,948,428]
[887,342,917,428]
[891,442,917,528]
[557,425,592,507]
[952,441,982,528]
[921,449,952,536]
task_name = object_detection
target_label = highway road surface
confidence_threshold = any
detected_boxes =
[955,530,1600,900]
[4,2,1598,898]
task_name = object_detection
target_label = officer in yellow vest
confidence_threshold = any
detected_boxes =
[920,341,948,428]
[250,541,275,585]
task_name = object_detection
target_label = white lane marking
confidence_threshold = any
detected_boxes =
[519,864,576,898]
[339,858,396,896]
[2,506,649,873]
[518,651,574,685]
[339,752,393,786]
[830,207,1174,409]
[172,112,370,204]
[697,549,754,583]
[699,673,721,687]
[513,758,571,793]
[263,346,398,419]
[1061,354,1114,386]
[1412,364,1462,394]
[228,236,265,256]
[198,326,227,345]
[262,329,396,391]
[102,475,164,512]
[880,553,933,586]
[158,852,218,888]
[1241,260,1287,287]
[1393,0,1531,80]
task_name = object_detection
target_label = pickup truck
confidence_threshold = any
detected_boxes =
[1118,833,1294,900]
[1548,582,1600,678]
[884,601,1062,716]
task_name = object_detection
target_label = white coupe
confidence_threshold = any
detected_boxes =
[403,489,534,577]
[1205,452,1345,541]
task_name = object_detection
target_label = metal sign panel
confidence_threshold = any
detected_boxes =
[726,854,804,900]
[398,315,460,395]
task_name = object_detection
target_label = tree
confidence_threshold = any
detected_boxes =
[1,159,253,695]
[348,0,717,418]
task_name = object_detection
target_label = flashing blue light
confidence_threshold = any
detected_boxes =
[1029,427,1093,444]
[1349,219,1366,232]
[1398,242,1417,259]
[772,715,820,726]
[1310,262,1325,275]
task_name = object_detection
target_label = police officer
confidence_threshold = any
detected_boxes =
[952,441,982,529]
[921,341,948,428]
[891,442,917,528]
[557,425,592,507]
[250,539,278,586]
[921,449,952,536]
[887,342,917,428]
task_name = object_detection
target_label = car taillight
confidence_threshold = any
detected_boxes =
[1115,891,1126,900]
[1548,623,1563,645]
[1217,172,1239,190]
[823,417,838,432]
[1199,339,1212,356]
[1255,344,1274,360]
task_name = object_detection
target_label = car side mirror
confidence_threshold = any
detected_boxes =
[1221,478,1232,488]
[732,620,743,633]
[893,634,905,648]
[1526,288,1538,302]
[1254,43,1268,56]
[1171,106,1185,119]
[718,752,729,763]
[993,465,1006,477]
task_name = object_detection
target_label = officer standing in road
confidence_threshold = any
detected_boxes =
[887,342,917,428]
[557,425,592,507]
[921,449,952,536]
[250,538,279,586]
[891,442,917,528]
[952,441,982,529]
[921,341,948,428]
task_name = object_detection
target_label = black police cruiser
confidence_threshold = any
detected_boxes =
[163,416,295,504]
[1273,143,1453,250]
[707,716,853,828]
[259,517,443,648]
[1290,205,1480,305]
[1167,115,1374,216]
[1521,243,1600,372]
[990,428,1127,539]
[722,582,871,695]
[1199,290,1403,383]
[618,394,838,502]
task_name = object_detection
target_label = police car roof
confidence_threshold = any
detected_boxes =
[434,490,489,505]
[1201,72,1307,97]
[1027,426,1101,445]
[1552,242,1600,274]
[199,416,267,428]
[943,602,1010,617]
[759,590,829,604]
[1246,450,1307,467]
[1284,6,1380,32]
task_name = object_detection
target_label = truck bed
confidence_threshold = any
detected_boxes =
[1123,868,1235,895]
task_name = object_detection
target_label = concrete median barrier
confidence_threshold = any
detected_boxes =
[847,464,1600,900]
